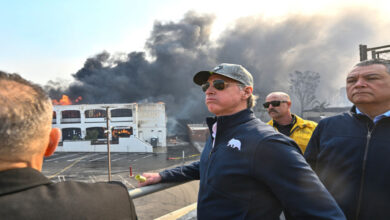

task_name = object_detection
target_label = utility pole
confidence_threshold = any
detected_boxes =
[359,44,367,61]
[105,106,112,181]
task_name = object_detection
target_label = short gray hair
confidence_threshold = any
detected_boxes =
[0,71,53,157]
[355,59,390,74]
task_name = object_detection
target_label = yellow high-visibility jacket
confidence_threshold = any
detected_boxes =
[268,114,317,153]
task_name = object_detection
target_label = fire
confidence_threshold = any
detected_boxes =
[52,95,83,105]
[112,128,132,138]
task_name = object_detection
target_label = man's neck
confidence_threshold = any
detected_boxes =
[0,155,43,172]
[356,104,390,120]
[274,114,293,126]
[0,161,29,172]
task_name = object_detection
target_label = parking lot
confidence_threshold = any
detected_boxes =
[41,144,201,219]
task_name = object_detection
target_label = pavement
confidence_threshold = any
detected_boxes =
[42,143,201,220]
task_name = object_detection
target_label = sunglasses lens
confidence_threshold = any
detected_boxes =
[201,82,210,92]
[213,80,226,90]
[202,80,227,92]
[271,101,281,107]
[263,101,283,108]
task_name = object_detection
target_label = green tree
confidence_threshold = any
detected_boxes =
[289,70,320,116]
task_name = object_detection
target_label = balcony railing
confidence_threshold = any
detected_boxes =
[61,118,81,124]
[128,181,190,199]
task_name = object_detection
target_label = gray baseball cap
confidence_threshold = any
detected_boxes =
[193,63,253,87]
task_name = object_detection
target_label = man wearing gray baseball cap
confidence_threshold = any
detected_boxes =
[138,63,345,219]
[193,63,257,111]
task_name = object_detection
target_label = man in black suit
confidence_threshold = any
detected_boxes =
[0,71,137,220]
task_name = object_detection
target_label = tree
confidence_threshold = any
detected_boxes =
[289,70,320,116]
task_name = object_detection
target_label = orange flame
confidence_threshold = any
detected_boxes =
[112,129,132,138]
[52,95,83,105]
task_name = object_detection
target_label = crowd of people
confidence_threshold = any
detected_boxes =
[1,58,390,219]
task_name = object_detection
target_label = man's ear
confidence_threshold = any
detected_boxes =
[243,86,253,98]
[44,128,61,157]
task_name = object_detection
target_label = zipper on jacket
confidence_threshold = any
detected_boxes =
[209,125,218,159]
[206,141,216,185]
[355,124,375,220]
[208,142,217,159]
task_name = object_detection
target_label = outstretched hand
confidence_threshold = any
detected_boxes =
[137,173,162,187]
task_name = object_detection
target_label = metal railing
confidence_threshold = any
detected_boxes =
[128,181,191,199]
[359,44,390,61]
[129,181,286,220]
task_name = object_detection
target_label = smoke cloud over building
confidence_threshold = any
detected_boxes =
[45,9,390,134]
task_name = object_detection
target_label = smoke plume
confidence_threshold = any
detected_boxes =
[46,9,390,134]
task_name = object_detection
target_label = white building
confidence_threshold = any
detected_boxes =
[52,103,167,152]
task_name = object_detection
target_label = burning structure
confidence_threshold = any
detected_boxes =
[52,102,166,152]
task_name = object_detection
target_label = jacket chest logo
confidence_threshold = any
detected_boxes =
[227,138,241,151]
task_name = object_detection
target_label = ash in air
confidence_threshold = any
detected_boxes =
[45,9,390,135]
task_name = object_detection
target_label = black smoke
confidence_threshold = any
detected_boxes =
[46,9,390,134]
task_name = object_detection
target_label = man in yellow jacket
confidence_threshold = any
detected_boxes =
[264,92,317,153]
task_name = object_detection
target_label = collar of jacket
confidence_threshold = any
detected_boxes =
[348,105,378,131]
[349,105,373,121]
[291,114,314,129]
[350,105,390,122]
[206,108,255,133]
[0,167,51,195]
[268,114,313,129]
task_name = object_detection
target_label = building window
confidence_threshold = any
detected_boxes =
[52,112,57,124]
[111,108,132,117]
[85,127,106,140]
[112,127,133,140]
[62,128,81,141]
[61,110,81,119]
[85,109,106,118]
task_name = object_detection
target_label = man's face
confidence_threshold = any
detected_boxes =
[346,64,390,106]
[203,74,248,116]
[265,94,290,120]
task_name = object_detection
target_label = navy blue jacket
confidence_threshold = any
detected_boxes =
[305,106,390,220]
[161,109,345,220]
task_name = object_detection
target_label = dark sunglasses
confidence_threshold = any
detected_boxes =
[201,79,234,92]
[263,100,288,108]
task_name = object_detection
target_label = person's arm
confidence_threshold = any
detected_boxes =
[254,136,345,220]
[159,160,200,182]
[138,161,200,187]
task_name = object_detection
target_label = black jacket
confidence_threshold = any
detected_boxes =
[161,109,345,219]
[0,167,137,220]
[305,106,390,220]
